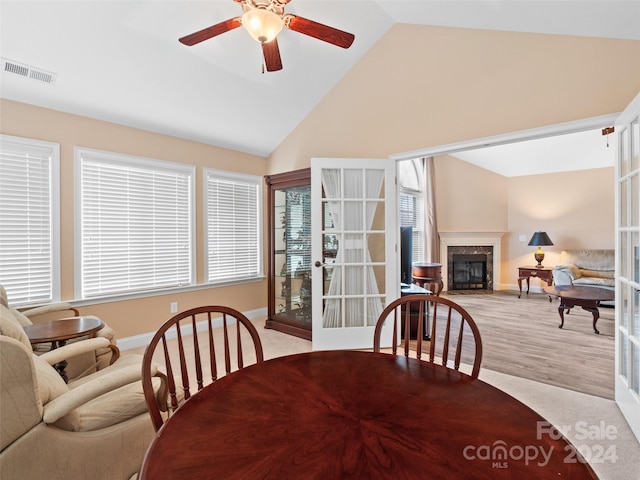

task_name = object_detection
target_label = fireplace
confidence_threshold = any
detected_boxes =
[447,246,493,290]
[451,254,488,290]
[439,232,505,292]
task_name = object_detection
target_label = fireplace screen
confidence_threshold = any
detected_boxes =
[451,254,487,290]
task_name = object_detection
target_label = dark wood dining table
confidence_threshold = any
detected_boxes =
[139,350,597,479]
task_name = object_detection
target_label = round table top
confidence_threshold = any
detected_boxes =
[544,285,615,301]
[140,350,596,479]
[23,316,104,344]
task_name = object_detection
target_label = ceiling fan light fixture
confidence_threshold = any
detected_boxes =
[242,8,283,44]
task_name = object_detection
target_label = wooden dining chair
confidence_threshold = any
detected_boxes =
[141,305,264,431]
[373,294,483,378]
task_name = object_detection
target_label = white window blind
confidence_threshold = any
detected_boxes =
[205,169,262,283]
[0,135,59,306]
[77,148,194,299]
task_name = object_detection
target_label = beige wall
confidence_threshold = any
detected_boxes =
[268,25,640,174]
[427,157,614,290]
[434,155,508,233]
[0,99,268,338]
[506,167,614,287]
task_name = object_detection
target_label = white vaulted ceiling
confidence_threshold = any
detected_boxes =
[1,1,638,170]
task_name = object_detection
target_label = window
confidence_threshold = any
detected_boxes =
[205,169,263,284]
[0,135,60,306]
[76,148,195,299]
[398,158,425,263]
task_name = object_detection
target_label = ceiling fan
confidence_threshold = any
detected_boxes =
[179,0,355,72]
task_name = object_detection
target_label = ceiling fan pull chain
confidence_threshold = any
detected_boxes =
[602,126,614,147]
[261,62,265,74]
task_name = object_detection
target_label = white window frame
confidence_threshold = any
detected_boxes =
[0,134,60,306]
[204,168,263,285]
[74,147,195,300]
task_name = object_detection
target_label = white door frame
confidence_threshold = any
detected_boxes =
[389,113,619,162]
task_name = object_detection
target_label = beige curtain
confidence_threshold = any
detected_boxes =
[424,157,440,263]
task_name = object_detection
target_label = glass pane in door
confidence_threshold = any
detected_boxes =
[273,185,311,322]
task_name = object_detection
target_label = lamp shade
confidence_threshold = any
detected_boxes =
[242,8,284,44]
[528,231,553,246]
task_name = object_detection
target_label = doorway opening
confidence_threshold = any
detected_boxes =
[390,113,618,399]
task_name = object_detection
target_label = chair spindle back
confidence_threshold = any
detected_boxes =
[142,305,264,431]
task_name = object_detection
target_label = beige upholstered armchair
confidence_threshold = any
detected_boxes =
[0,304,164,480]
[0,284,117,380]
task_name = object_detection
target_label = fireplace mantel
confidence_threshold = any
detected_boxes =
[439,232,506,291]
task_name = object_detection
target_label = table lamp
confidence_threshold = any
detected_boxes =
[528,231,553,267]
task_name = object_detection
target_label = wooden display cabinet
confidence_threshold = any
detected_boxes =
[265,168,312,340]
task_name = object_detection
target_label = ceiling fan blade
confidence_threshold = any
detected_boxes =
[284,15,355,49]
[262,38,283,72]
[179,17,242,46]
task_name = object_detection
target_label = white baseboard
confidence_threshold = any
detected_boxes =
[117,307,267,351]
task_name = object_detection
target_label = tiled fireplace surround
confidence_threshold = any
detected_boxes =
[439,232,505,292]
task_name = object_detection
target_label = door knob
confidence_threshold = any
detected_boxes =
[314,261,323,267]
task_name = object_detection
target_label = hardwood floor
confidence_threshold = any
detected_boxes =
[440,290,614,399]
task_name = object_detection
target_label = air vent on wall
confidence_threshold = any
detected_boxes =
[1,58,57,85]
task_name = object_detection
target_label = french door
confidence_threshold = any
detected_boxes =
[310,158,397,350]
[615,92,640,442]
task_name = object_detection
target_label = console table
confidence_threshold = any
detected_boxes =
[518,266,553,299]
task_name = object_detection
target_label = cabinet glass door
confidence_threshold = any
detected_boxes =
[273,186,312,323]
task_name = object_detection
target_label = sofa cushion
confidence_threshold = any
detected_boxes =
[573,277,615,288]
[580,269,615,279]
[10,307,33,327]
[555,264,582,280]
[32,354,69,404]
[71,377,161,432]
[31,354,81,430]
[559,249,614,271]
[0,284,7,307]
[0,304,32,349]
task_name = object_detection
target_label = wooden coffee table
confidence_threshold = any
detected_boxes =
[543,285,614,334]
[23,316,104,381]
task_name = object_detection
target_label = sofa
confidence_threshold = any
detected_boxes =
[0,303,164,479]
[552,249,615,291]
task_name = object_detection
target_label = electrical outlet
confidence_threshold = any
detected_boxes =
[170,302,178,313]
[518,235,527,242]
